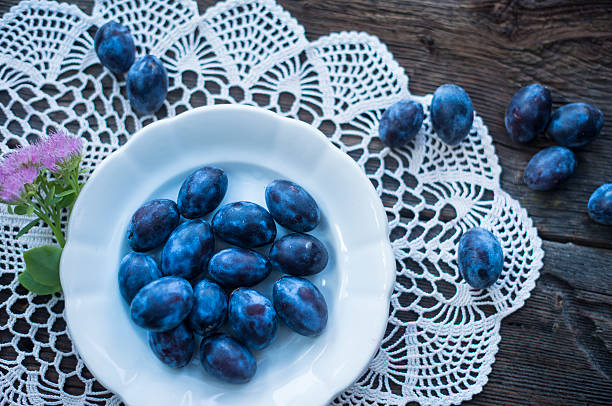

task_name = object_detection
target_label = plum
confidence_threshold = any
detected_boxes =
[273,276,328,337]
[130,277,193,331]
[200,334,256,384]
[229,288,277,350]
[208,248,271,288]
[269,233,328,276]
[127,55,168,115]
[94,21,135,74]
[118,252,161,304]
[457,227,503,289]
[148,322,194,368]
[160,219,214,280]
[178,166,228,219]
[431,84,474,146]
[212,201,276,248]
[187,279,227,336]
[265,180,320,232]
[547,102,604,148]
[588,183,612,226]
[378,99,424,148]
[126,199,179,252]
[524,146,576,191]
[505,83,552,143]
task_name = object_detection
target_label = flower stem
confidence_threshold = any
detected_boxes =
[32,187,66,248]
[31,207,65,247]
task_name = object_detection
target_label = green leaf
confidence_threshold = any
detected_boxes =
[7,205,13,214]
[13,205,28,215]
[18,270,60,295]
[55,189,75,199]
[26,205,34,216]
[46,185,55,204]
[14,218,40,240]
[57,194,75,209]
[23,245,62,288]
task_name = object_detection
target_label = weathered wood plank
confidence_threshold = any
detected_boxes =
[476,240,612,405]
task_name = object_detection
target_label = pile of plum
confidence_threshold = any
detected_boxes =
[504,84,610,225]
[94,21,168,115]
[118,167,329,384]
[378,84,506,290]
[378,82,609,292]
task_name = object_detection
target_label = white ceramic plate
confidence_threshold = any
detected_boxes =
[61,105,395,406]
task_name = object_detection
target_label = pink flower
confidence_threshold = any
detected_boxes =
[0,129,83,203]
[0,144,43,203]
[0,159,39,203]
[38,130,83,172]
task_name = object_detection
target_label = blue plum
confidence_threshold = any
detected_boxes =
[200,334,256,384]
[208,248,271,288]
[457,228,503,289]
[127,199,179,252]
[130,277,193,331]
[148,322,194,368]
[118,252,161,304]
[378,99,424,148]
[178,166,228,219]
[94,21,135,74]
[505,83,552,143]
[547,102,604,148]
[229,288,277,350]
[273,276,328,337]
[588,183,612,226]
[126,55,168,115]
[265,180,320,232]
[161,219,214,280]
[523,146,576,191]
[431,84,474,146]
[212,201,276,248]
[269,233,328,277]
[187,279,227,336]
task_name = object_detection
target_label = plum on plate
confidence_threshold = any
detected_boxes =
[504,83,552,143]
[588,183,612,226]
[200,334,256,384]
[547,102,604,148]
[378,99,424,148]
[431,84,474,146]
[160,219,214,280]
[148,322,194,368]
[187,279,227,336]
[127,199,179,252]
[523,146,576,191]
[457,227,503,289]
[229,288,277,350]
[208,248,272,288]
[94,21,135,74]
[265,180,320,232]
[178,166,228,219]
[269,233,328,276]
[118,252,161,304]
[273,276,328,337]
[212,201,276,248]
[127,55,168,115]
[130,276,193,331]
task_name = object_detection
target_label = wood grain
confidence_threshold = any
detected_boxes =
[0,0,611,405]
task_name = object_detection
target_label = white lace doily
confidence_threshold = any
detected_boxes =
[0,0,544,405]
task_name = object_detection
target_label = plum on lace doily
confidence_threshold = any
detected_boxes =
[0,0,543,405]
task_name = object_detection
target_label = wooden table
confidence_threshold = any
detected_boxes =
[0,0,610,404]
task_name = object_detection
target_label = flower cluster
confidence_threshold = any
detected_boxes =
[0,129,85,294]
[0,130,83,204]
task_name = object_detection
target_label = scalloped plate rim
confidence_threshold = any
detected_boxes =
[60,104,396,406]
